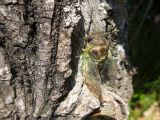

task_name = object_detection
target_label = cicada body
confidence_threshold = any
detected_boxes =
[79,32,110,101]
[79,49,102,100]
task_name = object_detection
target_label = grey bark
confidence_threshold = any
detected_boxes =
[0,0,133,120]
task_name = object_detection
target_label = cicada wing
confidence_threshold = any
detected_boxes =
[107,58,118,79]
[101,57,119,88]
[80,53,102,100]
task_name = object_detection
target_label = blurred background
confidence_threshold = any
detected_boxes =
[128,0,160,119]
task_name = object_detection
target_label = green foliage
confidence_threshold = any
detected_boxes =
[128,0,160,119]
[129,92,157,119]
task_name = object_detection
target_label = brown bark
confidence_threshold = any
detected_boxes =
[0,0,133,120]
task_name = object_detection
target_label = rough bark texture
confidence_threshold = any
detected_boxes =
[0,0,133,120]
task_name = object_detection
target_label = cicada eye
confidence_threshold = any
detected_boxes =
[100,47,108,55]
[91,49,99,58]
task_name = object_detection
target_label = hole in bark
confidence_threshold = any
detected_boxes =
[83,108,116,120]
[86,115,116,120]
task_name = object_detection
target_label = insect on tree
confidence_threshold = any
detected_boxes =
[79,32,115,102]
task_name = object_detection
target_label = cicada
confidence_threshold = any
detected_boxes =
[79,32,110,101]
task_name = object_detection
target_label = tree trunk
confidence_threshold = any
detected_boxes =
[0,0,133,120]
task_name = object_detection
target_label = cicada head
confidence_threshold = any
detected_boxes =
[90,45,109,62]
[84,32,110,62]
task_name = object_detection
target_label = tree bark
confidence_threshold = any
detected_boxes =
[0,0,133,120]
